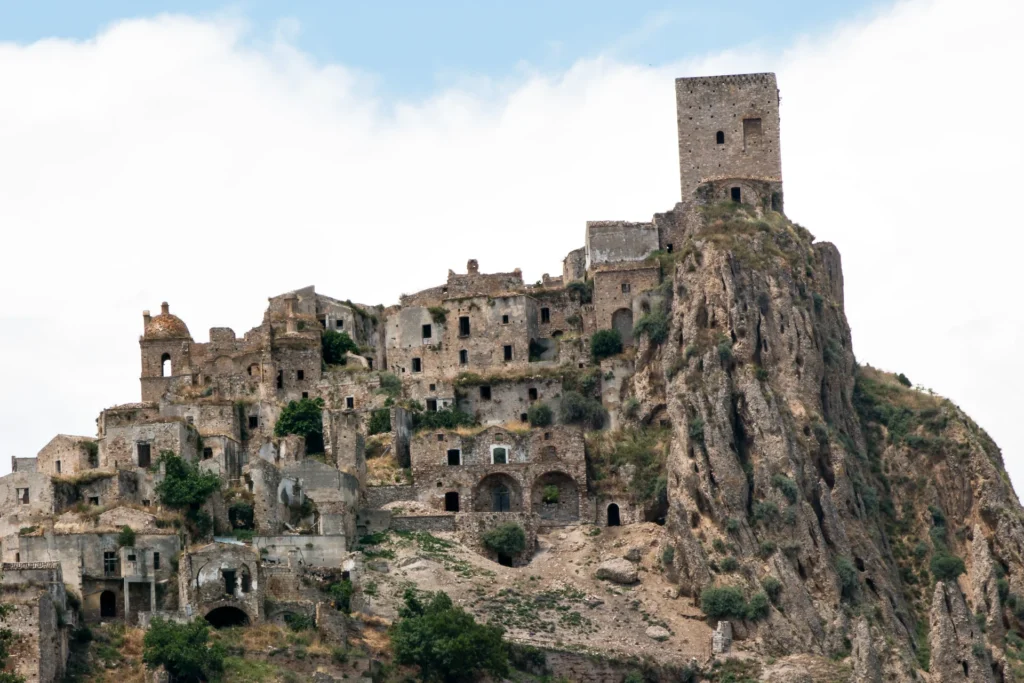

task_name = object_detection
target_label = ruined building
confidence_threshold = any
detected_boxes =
[1,73,794,680]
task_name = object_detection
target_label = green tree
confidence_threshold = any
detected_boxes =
[633,307,669,344]
[931,553,966,581]
[117,525,136,548]
[559,391,605,429]
[275,397,326,453]
[328,579,354,614]
[411,406,476,432]
[142,618,225,683]
[322,330,359,365]
[390,590,508,683]
[368,408,391,435]
[482,523,527,558]
[526,402,553,427]
[699,586,747,620]
[155,453,221,509]
[590,329,623,361]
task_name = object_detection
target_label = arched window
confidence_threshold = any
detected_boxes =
[715,131,725,144]
[160,353,172,377]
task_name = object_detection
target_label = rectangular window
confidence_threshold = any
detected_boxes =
[422,323,432,339]
[336,319,344,328]
[276,371,283,389]
[202,447,213,460]
[429,383,436,391]
[222,569,236,596]
[502,314,509,324]
[127,554,136,562]
[458,316,470,336]
[437,433,444,442]
[731,187,741,202]
[411,358,422,373]
[103,551,117,576]
[621,283,631,294]
[491,446,508,464]
[541,308,550,323]
[319,318,327,329]
[249,415,259,429]
[15,488,29,504]
[297,369,305,381]
[447,449,461,466]
[153,552,160,570]
[142,499,150,507]
[459,349,468,365]
[480,385,491,400]
[503,345,513,361]
[346,396,354,410]
[426,398,437,412]
[528,388,538,401]
[137,443,151,468]
[301,392,309,399]
[89,496,99,506]
[55,460,61,474]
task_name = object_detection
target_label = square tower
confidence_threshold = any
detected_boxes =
[675,73,782,199]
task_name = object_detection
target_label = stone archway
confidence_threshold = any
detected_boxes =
[205,605,250,628]
[607,503,621,527]
[473,473,523,512]
[531,472,579,522]
[612,308,634,345]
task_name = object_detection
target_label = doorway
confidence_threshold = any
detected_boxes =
[607,503,621,527]
[444,491,460,512]
[100,590,117,618]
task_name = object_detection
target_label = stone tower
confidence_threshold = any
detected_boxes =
[675,73,782,200]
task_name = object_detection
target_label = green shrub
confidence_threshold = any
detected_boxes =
[624,672,645,683]
[972,642,986,658]
[712,539,726,554]
[377,372,401,397]
[633,307,669,345]
[368,408,391,435]
[771,474,799,504]
[143,618,225,683]
[759,541,777,558]
[622,398,641,419]
[566,280,593,304]
[321,330,359,365]
[155,453,221,510]
[761,576,782,603]
[699,586,747,620]
[720,556,739,572]
[590,329,623,361]
[751,501,780,525]
[717,339,733,363]
[284,612,314,631]
[116,526,136,548]
[688,418,705,446]
[931,553,966,581]
[427,306,447,324]
[835,556,858,601]
[541,485,559,504]
[746,592,771,621]
[527,402,553,427]
[897,373,912,387]
[661,545,675,567]
[724,518,739,533]
[755,366,769,382]
[559,391,605,429]
[275,397,326,453]
[482,523,527,558]
[411,406,476,431]
[390,589,508,683]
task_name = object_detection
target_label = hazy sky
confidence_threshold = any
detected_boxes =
[2,0,1023,492]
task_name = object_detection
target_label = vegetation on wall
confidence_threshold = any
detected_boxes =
[527,402,553,427]
[590,329,623,361]
[560,391,606,429]
[0,603,24,683]
[155,452,221,540]
[633,306,669,345]
[368,408,392,435]
[275,397,326,454]
[410,405,476,432]
[587,426,670,511]
[482,523,527,558]
[142,618,225,683]
[116,526,136,548]
[566,279,593,304]
[390,589,509,683]
[321,329,360,365]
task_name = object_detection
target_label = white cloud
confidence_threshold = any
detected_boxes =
[1,0,1022,490]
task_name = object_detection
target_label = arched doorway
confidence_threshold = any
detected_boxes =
[444,491,460,512]
[100,590,117,618]
[607,503,621,527]
[205,606,250,628]
[612,308,634,346]
[473,473,522,513]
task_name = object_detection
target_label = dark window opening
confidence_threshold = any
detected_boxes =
[142,499,150,507]
[319,318,327,329]
[429,383,436,391]
[89,496,99,506]
[540,308,550,323]
[411,358,422,373]
[346,396,354,410]
[621,283,631,293]
[249,415,259,429]
[100,590,117,618]
[367,358,373,370]
[14,553,19,562]
[422,323,432,339]
[160,353,172,377]
[16,488,29,504]
[127,554,136,561]
[458,316,470,336]
[503,345,513,361]
[528,388,538,401]
[444,491,460,512]
[715,130,725,144]
[336,319,344,328]
[480,386,491,400]
[437,434,444,442]
[297,369,304,381]
[276,371,283,389]
[137,443,151,468]
[520,413,528,422]
[241,569,251,593]
[103,552,118,577]
[222,569,236,596]
[771,192,781,212]
[426,399,437,412]
[55,460,61,474]
[203,447,213,460]
[607,503,621,527]
[301,392,309,399]
[459,349,468,365]
[502,314,509,324]
[544,432,551,440]
[731,187,741,202]
[447,449,461,466]
[666,243,673,253]
[153,552,161,570]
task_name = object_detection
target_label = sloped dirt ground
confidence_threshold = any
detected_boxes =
[352,521,713,667]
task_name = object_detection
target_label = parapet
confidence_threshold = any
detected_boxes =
[585,221,659,269]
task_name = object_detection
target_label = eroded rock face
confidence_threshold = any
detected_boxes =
[619,205,1024,678]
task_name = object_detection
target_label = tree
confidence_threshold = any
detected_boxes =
[590,329,622,361]
[931,552,966,581]
[526,402,553,427]
[322,330,360,365]
[142,618,225,683]
[559,391,605,429]
[0,603,25,683]
[275,397,326,453]
[117,525,136,548]
[390,589,508,683]
[328,579,354,614]
[368,408,391,435]
[482,523,526,557]
[699,586,747,620]
[155,453,221,509]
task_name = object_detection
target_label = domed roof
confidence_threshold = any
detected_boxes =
[144,303,191,340]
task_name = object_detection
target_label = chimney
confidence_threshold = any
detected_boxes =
[467,259,479,275]
[160,302,170,315]
[143,310,151,328]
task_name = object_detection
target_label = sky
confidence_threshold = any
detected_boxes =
[1,0,1023,490]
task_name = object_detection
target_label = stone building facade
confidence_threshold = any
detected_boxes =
[2,562,72,683]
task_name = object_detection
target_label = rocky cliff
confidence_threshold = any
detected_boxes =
[621,200,1024,681]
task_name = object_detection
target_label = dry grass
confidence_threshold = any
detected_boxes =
[858,365,944,411]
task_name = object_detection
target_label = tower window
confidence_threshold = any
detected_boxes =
[459,316,470,336]
[153,552,160,570]
[55,460,61,474]
[731,187,741,202]
[412,358,422,373]
[15,488,29,504]
[422,323,432,339]
[503,345,513,361]
[346,396,354,410]
[502,314,509,325]
[621,283,631,294]
[480,386,492,400]
[459,349,468,365]
[715,130,725,144]
[160,353,172,377]
[249,415,259,429]
[276,371,283,389]
[137,443,151,468]
[297,369,304,381]
[540,308,550,323]
[447,449,461,466]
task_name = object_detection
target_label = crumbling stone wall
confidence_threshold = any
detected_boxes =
[675,72,782,198]
[592,263,661,344]
[36,435,97,477]
[455,376,564,426]
[180,543,262,623]
[586,221,659,268]
[98,413,199,469]
[0,471,54,517]
[390,515,455,533]
[2,562,70,683]
[365,485,416,509]
[455,511,538,566]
